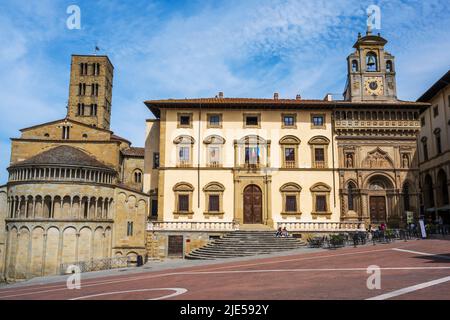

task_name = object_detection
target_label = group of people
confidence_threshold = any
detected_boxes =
[275,227,289,237]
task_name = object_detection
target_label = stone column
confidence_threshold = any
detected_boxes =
[41,233,47,276]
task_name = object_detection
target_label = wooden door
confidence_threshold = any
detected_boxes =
[168,235,184,257]
[370,196,387,222]
[243,185,262,224]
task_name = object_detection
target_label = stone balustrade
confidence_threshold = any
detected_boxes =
[147,221,238,232]
[335,120,420,128]
[277,221,365,232]
[147,221,366,232]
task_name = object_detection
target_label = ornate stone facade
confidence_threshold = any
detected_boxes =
[143,31,429,259]
[417,70,450,224]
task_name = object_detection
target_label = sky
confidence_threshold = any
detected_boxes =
[0,0,449,184]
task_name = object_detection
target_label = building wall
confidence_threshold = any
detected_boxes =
[112,187,148,260]
[144,120,160,194]
[418,81,450,221]
[121,156,145,192]
[0,186,6,280]
[2,182,148,280]
[153,108,340,227]
[20,121,112,141]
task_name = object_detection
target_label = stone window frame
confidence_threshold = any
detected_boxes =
[311,113,326,129]
[243,113,261,129]
[281,113,297,129]
[173,182,194,215]
[308,136,330,169]
[280,183,302,215]
[421,136,429,161]
[310,182,332,215]
[235,135,270,168]
[346,181,358,212]
[279,135,301,169]
[133,169,143,184]
[434,128,442,155]
[153,152,160,169]
[173,135,195,167]
[207,113,223,129]
[203,135,226,168]
[177,112,193,129]
[433,105,439,118]
[203,182,225,215]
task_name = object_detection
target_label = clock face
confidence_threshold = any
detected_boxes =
[364,77,384,96]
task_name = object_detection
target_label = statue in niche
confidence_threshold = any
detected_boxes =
[346,153,354,168]
[402,154,409,168]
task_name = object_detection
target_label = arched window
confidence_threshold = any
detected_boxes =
[279,136,301,168]
[133,170,142,184]
[366,52,378,72]
[203,135,225,167]
[348,182,356,211]
[351,60,359,72]
[386,60,393,73]
[308,136,330,168]
[174,135,195,167]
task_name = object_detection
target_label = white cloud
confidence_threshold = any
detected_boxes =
[0,0,450,184]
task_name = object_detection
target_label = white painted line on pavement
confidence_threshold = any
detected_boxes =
[367,276,450,300]
[392,248,450,260]
[70,287,188,300]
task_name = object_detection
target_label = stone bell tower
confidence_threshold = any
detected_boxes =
[344,28,397,102]
[67,55,114,130]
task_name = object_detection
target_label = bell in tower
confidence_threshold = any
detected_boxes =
[343,30,397,102]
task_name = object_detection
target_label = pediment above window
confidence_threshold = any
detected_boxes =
[203,135,225,145]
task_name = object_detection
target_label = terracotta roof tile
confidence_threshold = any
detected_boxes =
[11,145,113,170]
[111,134,131,144]
[121,147,145,157]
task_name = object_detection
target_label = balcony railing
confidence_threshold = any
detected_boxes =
[177,160,192,168]
[284,160,296,169]
[314,161,326,168]
[208,161,222,168]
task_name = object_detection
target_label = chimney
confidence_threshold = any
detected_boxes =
[323,93,333,102]
[218,92,224,99]
[274,92,279,100]
[295,94,301,100]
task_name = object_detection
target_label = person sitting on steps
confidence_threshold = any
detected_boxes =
[275,227,282,237]
[281,227,289,238]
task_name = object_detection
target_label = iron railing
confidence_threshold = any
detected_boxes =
[60,256,130,275]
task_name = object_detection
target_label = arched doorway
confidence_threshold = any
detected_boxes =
[366,175,394,224]
[243,184,262,224]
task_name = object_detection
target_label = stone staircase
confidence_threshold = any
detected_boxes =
[185,230,306,260]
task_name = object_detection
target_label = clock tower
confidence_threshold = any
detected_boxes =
[343,29,397,102]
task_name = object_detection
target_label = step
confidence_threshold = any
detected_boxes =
[185,230,307,260]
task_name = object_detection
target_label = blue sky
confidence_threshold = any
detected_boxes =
[0,0,449,184]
